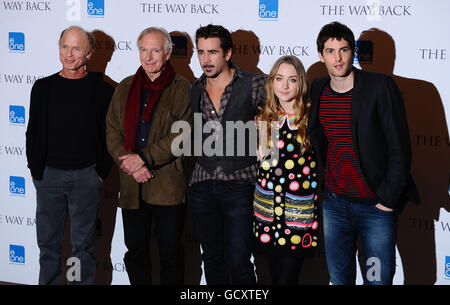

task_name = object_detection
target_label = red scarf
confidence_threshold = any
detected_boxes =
[124,62,175,151]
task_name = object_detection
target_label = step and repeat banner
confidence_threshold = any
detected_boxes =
[0,0,449,285]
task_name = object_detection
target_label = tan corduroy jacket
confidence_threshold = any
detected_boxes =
[106,73,192,209]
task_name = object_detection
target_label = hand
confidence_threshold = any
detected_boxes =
[132,166,154,184]
[375,203,393,212]
[119,154,145,175]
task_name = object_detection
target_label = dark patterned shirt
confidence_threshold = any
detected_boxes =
[319,83,375,198]
[189,65,267,185]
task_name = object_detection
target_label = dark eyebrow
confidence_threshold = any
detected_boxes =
[197,49,219,54]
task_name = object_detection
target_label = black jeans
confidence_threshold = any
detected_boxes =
[121,201,185,285]
[188,181,256,285]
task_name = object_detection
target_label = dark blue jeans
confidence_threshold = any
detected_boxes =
[33,165,101,285]
[188,180,256,285]
[322,188,397,285]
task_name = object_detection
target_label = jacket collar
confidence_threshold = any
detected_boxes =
[352,67,364,93]
[316,66,363,93]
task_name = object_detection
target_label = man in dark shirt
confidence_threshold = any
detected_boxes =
[308,22,420,285]
[26,26,114,284]
[188,24,266,284]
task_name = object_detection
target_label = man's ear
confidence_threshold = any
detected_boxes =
[86,49,93,61]
[165,47,173,61]
[225,48,232,62]
[318,52,324,63]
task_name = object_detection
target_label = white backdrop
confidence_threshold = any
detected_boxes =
[0,0,449,285]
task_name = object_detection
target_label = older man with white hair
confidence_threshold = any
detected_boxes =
[106,27,192,285]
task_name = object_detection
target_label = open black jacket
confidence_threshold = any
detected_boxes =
[26,72,114,180]
[308,67,420,210]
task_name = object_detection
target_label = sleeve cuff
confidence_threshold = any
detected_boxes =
[137,150,154,171]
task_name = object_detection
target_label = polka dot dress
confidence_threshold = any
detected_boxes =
[253,113,319,257]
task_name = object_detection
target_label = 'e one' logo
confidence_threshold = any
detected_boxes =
[8,32,25,52]
[9,105,25,125]
[9,245,25,264]
[445,256,450,278]
[259,0,278,19]
[9,176,25,196]
[87,0,104,17]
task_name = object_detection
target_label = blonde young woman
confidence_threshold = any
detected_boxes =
[253,56,319,284]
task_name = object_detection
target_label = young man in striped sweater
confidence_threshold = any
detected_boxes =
[308,22,420,285]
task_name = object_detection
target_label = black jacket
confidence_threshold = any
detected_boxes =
[26,72,114,180]
[308,67,420,210]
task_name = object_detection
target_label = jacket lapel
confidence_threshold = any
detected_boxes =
[309,76,330,168]
[351,68,364,141]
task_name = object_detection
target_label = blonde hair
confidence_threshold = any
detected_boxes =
[257,55,311,154]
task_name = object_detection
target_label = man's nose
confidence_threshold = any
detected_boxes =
[145,50,152,61]
[203,52,211,63]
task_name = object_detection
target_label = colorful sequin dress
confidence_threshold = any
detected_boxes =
[253,112,319,257]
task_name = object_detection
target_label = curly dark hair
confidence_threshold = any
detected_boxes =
[316,21,355,56]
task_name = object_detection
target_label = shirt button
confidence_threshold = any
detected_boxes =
[211,110,215,114]
[141,138,145,141]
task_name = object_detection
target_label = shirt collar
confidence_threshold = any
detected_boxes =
[277,111,297,130]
